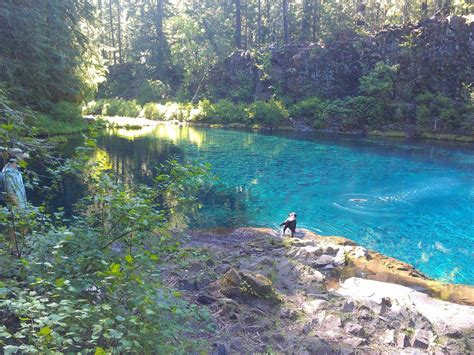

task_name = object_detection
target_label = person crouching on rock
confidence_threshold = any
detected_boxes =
[280,212,297,237]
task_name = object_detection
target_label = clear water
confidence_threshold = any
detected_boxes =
[47,125,474,284]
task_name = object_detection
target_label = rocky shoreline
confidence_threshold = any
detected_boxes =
[162,227,474,354]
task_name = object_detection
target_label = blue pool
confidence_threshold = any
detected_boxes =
[54,125,474,284]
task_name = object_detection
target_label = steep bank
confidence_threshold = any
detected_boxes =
[207,15,474,136]
[163,228,474,353]
[210,15,473,101]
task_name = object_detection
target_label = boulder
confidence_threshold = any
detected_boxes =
[411,329,432,349]
[313,254,336,268]
[220,268,278,301]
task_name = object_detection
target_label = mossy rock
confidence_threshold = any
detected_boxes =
[220,268,278,302]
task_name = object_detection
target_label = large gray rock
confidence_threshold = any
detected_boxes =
[220,268,278,302]
[411,329,432,349]
[336,278,474,335]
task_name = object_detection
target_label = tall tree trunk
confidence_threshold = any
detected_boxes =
[257,0,262,46]
[244,0,248,49]
[402,0,410,24]
[116,0,123,63]
[282,0,289,44]
[109,0,116,64]
[157,0,164,40]
[311,0,319,43]
[235,0,242,48]
[301,0,310,42]
[266,0,271,42]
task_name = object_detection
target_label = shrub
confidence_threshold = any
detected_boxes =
[193,99,213,122]
[142,102,162,120]
[347,96,384,128]
[415,92,459,132]
[102,98,142,117]
[289,97,327,123]
[360,61,399,100]
[210,100,246,123]
[247,99,288,127]
[51,101,81,122]
[0,144,213,353]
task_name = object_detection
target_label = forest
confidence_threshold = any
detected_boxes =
[1,0,473,136]
[1,0,474,353]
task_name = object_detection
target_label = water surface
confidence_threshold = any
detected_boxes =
[45,125,474,284]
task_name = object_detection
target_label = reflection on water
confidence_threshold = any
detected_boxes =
[33,125,474,284]
[108,123,206,147]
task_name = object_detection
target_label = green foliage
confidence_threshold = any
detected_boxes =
[50,101,82,123]
[347,96,385,128]
[207,100,247,124]
[137,80,172,105]
[102,99,142,118]
[247,100,289,127]
[415,91,460,132]
[360,62,399,100]
[289,97,327,123]
[0,1,104,111]
[0,138,213,353]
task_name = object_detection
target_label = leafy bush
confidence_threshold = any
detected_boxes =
[289,97,327,123]
[0,139,213,353]
[51,101,81,122]
[209,100,246,123]
[102,98,142,117]
[360,61,399,100]
[142,102,162,120]
[415,92,459,132]
[247,100,288,127]
[347,96,384,128]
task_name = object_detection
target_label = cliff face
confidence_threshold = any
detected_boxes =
[208,15,474,102]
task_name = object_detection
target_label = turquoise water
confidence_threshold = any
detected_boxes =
[54,126,474,284]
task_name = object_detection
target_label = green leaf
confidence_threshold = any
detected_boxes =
[95,346,106,355]
[109,263,121,275]
[124,254,133,264]
[37,326,52,336]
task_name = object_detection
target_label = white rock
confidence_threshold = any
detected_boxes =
[382,329,395,344]
[302,299,329,315]
[336,277,474,335]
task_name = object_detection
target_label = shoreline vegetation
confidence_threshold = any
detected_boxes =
[86,110,474,143]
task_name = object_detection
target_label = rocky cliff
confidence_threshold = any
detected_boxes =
[208,15,474,103]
